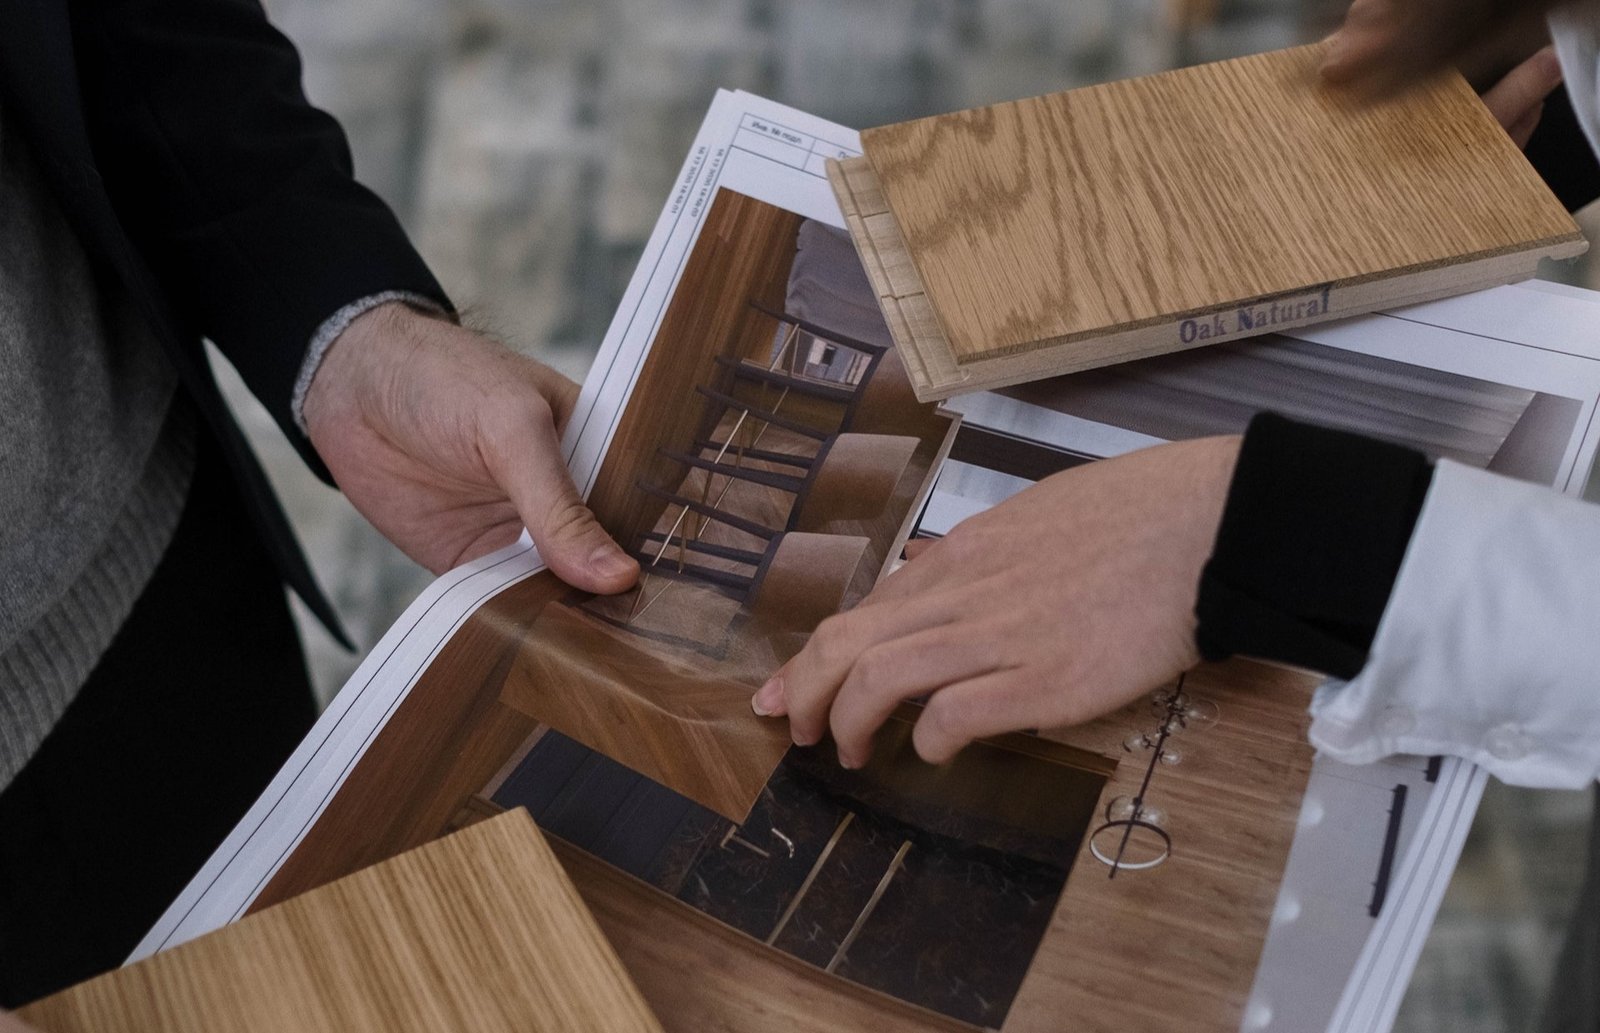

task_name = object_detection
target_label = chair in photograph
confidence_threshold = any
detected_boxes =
[697,303,923,471]
[738,531,871,665]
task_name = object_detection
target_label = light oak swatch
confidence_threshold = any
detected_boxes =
[834,44,1587,400]
[23,811,662,1033]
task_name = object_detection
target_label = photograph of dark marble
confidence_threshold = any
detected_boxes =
[489,723,1108,1027]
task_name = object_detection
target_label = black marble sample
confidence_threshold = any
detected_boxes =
[489,728,1107,1028]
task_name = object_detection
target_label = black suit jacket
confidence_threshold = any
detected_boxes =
[0,0,452,646]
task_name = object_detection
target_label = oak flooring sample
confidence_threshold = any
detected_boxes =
[837,44,1587,399]
[23,811,662,1033]
[500,598,795,822]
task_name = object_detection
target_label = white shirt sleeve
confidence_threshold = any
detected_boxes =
[1308,460,1600,789]
[1550,3,1600,160]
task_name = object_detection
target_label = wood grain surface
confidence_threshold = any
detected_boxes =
[841,44,1585,398]
[25,812,661,1033]
[500,598,795,820]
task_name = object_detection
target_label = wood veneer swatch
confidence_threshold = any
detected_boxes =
[832,44,1587,400]
[499,598,795,821]
[24,811,662,1033]
[539,658,1322,1033]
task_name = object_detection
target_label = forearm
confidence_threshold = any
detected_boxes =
[1195,413,1433,678]
[68,0,451,466]
[1197,414,1600,788]
[1310,459,1600,787]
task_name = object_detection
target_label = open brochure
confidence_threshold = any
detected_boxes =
[137,90,1600,1033]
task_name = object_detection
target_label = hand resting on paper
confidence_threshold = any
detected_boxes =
[750,436,1240,767]
[303,301,638,591]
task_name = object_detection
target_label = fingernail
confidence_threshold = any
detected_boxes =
[752,676,782,717]
[1319,31,1345,72]
[589,545,637,581]
[838,751,862,770]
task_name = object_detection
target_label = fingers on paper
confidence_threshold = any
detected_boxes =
[493,397,637,594]
[771,594,952,748]
[826,621,1010,769]
[912,671,1051,765]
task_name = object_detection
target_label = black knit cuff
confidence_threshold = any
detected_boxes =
[1194,413,1433,679]
[1525,85,1600,214]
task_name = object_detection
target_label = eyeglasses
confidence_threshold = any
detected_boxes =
[1088,673,1218,876]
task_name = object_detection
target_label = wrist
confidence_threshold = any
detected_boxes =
[303,300,441,442]
[1194,413,1433,677]
[1164,434,1243,659]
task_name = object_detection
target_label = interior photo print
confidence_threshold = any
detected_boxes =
[432,187,1329,1031]
[13,3,1600,1031]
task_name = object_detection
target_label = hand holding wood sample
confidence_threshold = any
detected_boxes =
[830,43,1587,400]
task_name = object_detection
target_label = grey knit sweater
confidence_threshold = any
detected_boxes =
[0,106,195,789]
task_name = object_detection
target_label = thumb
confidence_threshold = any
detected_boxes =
[497,406,639,594]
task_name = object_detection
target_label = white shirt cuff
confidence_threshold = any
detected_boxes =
[1308,460,1600,789]
[290,290,444,435]
[1551,3,1600,164]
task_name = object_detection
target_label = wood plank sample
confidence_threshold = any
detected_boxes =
[23,811,662,1033]
[833,43,1587,400]
[499,597,795,821]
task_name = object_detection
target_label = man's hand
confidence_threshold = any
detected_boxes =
[303,302,638,591]
[1321,0,1569,136]
[750,436,1241,767]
